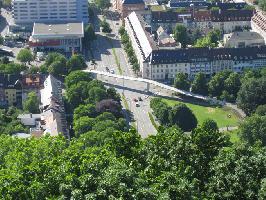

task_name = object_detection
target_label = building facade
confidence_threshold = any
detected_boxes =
[12,0,89,24]
[125,12,266,81]
[29,22,84,52]
[0,74,22,107]
[251,11,266,43]
[115,0,145,18]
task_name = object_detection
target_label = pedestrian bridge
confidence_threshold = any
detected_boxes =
[84,69,221,104]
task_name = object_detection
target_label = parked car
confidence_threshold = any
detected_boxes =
[135,102,140,107]
[138,97,142,101]
[106,67,110,72]
[110,69,115,74]
[133,98,138,102]
[36,52,45,61]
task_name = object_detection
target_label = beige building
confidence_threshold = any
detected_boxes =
[224,31,265,48]
[251,11,266,44]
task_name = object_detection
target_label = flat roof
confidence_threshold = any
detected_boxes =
[32,22,84,37]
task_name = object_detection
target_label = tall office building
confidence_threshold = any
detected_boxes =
[12,0,89,24]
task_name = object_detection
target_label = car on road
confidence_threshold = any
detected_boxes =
[36,52,45,61]
[133,98,138,102]
[138,97,142,101]
[135,102,140,107]
[106,67,110,72]
[110,69,115,74]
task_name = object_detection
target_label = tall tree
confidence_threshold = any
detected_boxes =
[255,105,266,116]
[224,72,241,101]
[95,0,111,10]
[191,73,208,95]
[174,72,190,91]
[67,54,87,72]
[237,77,266,115]
[65,70,92,89]
[208,71,231,97]
[173,24,188,48]
[17,49,33,65]
[239,115,266,146]
[23,92,39,113]
[169,103,197,131]
[84,24,96,47]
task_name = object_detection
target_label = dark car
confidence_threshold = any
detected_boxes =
[138,97,142,101]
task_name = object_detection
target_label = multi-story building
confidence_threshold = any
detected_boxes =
[149,8,253,33]
[12,0,89,24]
[125,12,266,80]
[115,0,145,18]
[0,74,22,107]
[28,22,84,52]
[223,31,265,48]
[251,11,266,43]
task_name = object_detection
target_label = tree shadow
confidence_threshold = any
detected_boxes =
[0,15,8,34]
[103,10,120,21]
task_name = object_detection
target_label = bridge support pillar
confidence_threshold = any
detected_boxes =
[146,82,150,92]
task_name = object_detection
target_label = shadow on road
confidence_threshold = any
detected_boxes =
[103,10,120,21]
[0,15,8,34]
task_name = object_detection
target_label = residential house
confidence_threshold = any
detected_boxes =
[116,0,145,18]
[0,74,22,107]
[223,31,265,48]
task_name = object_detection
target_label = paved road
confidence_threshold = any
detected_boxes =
[86,8,155,137]
[93,73,182,137]
[100,75,158,137]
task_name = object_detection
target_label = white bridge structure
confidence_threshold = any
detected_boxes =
[84,70,223,105]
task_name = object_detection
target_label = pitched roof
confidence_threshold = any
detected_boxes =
[123,0,144,4]
[0,74,22,89]
[148,46,266,64]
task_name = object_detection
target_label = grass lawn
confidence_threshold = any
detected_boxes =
[162,99,241,128]
[224,130,240,143]
[150,5,166,11]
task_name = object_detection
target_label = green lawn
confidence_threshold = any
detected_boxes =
[224,130,240,143]
[162,99,240,128]
[150,5,166,11]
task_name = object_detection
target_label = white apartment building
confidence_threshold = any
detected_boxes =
[29,22,84,52]
[12,0,89,24]
[125,12,266,80]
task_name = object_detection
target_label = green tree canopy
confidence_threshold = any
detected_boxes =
[84,24,96,46]
[191,72,208,95]
[174,72,190,91]
[100,19,112,33]
[173,24,188,48]
[67,54,87,72]
[23,92,39,113]
[17,49,34,64]
[237,77,266,115]
[255,104,266,116]
[65,70,92,89]
[239,115,266,146]
[95,0,111,10]
[169,103,197,131]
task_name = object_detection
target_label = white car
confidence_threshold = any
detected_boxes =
[110,69,115,74]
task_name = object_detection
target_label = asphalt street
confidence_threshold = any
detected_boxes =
[86,8,157,137]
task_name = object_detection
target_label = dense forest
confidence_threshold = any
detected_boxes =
[0,70,265,199]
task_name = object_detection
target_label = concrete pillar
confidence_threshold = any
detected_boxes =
[146,82,150,92]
